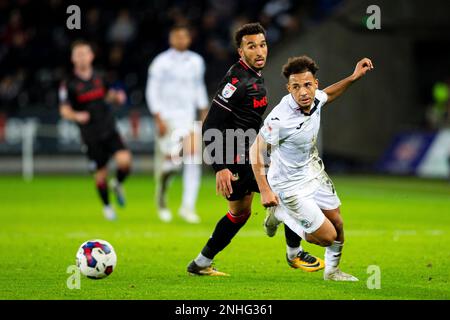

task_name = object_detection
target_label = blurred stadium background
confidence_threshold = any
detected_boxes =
[0,0,449,179]
[1,0,450,301]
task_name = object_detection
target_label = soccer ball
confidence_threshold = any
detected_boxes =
[76,239,117,279]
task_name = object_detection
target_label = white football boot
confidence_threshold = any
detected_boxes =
[264,206,282,237]
[103,205,117,221]
[324,267,359,281]
[158,207,173,223]
[179,207,200,224]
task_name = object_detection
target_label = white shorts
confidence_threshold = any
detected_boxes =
[272,172,341,235]
[155,120,201,156]
[154,120,201,173]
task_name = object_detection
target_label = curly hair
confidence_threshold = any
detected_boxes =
[282,55,319,79]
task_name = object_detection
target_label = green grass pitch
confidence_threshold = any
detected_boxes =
[0,174,449,300]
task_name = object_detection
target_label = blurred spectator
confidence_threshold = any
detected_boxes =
[0,0,327,117]
[426,79,450,129]
[1,10,30,49]
[107,9,136,44]
[0,72,24,116]
[260,0,296,43]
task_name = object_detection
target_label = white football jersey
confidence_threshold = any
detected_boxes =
[145,48,209,126]
[259,90,328,191]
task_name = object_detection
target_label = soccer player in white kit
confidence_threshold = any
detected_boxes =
[250,55,373,281]
[146,25,209,223]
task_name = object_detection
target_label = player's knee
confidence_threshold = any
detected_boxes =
[320,230,337,247]
[117,151,132,168]
[95,173,107,185]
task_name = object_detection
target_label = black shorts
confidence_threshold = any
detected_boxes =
[83,131,127,170]
[226,164,260,201]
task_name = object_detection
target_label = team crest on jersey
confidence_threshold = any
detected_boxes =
[300,219,312,229]
[222,83,237,98]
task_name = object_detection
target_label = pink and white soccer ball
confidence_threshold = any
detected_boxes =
[76,239,117,279]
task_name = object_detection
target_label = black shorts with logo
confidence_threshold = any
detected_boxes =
[226,164,260,201]
[83,130,126,170]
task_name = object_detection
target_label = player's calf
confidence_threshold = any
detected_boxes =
[307,218,337,247]
[110,177,126,207]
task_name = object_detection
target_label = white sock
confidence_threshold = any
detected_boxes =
[194,253,212,268]
[286,245,303,260]
[182,159,201,210]
[325,241,343,273]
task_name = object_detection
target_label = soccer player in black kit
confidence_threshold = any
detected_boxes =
[187,23,324,276]
[59,40,132,220]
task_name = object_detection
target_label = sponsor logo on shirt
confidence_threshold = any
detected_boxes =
[76,87,106,103]
[253,96,268,108]
[218,95,229,103]
[222,83,237,98]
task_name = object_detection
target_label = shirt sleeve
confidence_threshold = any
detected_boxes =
[145,56,165,115]
[58,80,75,106]
[259,113,282,146]
[315,89,329,107]
[195,57,209,110]
[210,75,246,114]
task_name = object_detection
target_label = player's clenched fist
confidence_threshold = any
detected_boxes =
[351,58,374,81]
[260,189,279,208]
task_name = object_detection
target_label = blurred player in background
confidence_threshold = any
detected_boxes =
[59,40,131,221]
[251,55,373,281]
[187,23,323,276]
[146,25,209,224]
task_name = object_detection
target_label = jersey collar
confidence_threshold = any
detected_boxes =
[288,94,319,116]
[238,59,262,77]
[168,48,190,58]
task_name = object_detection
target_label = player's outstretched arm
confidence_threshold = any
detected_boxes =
[250,134,278,208]
[323,58,374,104]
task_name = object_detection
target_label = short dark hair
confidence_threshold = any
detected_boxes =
[71,39,92,52]
[282,55,319,79]
[234,22,266,48]
[169,24,191,34]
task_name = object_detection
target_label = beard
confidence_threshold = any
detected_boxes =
[242,54,265,71]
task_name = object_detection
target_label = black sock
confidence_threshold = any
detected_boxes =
[116,167,130,183]
[96,180,109,206]
[285,224,302,248]
[201,211,251,259]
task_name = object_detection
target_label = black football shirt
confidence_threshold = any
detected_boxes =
[203,59,268,172]
[59,71,116,142]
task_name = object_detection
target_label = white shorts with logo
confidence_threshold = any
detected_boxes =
[271,171,341,235]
